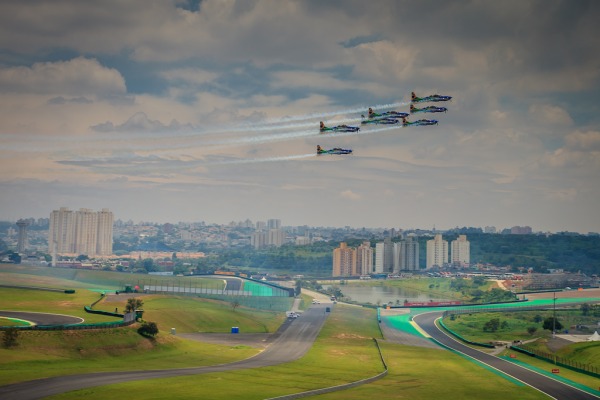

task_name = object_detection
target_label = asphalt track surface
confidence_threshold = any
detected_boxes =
[0,311,83,325]
[413,311,599,400]
[0,304,330,400]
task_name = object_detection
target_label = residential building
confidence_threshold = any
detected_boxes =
[375,237,394,274]
[16,219,29,253]
[426,234,448,269]
[397,236,420,271]
[355,241,373,276]
[48,207,113,257]
[333,242,356,277]
[451,235,470,267]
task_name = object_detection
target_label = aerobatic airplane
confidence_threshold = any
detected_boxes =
[319,121,360,133]
[368,107,409,119]
[361,115,399,125]
[401,117,438,127]
[411,91,452,103]
[317,145,353,155]
[410,104,447,114]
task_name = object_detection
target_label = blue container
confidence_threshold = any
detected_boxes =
[231,326,239,334]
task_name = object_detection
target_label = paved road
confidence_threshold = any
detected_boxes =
[0,304,330,400]
[413,311,599,400]
[0,311,83,325]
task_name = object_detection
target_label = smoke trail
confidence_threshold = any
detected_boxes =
[214,153,316,165]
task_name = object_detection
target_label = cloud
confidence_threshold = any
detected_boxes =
[340,190,361,200]
[528,104,573,126]
[91,112,194,133]
[47,96,93,105]
[565,130,600,151]
[0,57,126,96]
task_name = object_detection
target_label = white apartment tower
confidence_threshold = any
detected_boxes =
[267,219,281,230]
[426,234,448,269]
[451,235,470,267]
[96,208,114,256]
[397,236,420,271]
[375,238,394,274]
[49,207,113,257]
[355,241,374,276]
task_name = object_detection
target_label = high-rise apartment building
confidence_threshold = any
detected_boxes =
[451,235,470,267]
[268,228,284,247]
[426,234,448,269]
[48,207,113,257]
[16,219,29,253]
[267,219,281,230]
[355,241,373,276]
[332,242,356,277]
[96,208,114,256]
[375,237,394,274]
[396,236,420,271]
[251,231,265,249]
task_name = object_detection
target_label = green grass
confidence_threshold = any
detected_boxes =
[1,268,597,399]
[0,263,224,292]
[443,310,600,348]
[47,305,549,400]
[0,287,120,323]
[0,326,259,386]
[129,295,284,333]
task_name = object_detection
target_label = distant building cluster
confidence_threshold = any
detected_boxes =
[250,219,286,249]
[332,236,420,277]
[48,207,114,258]
[426,234,470,268]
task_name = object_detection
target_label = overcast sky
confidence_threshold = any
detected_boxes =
[1,0,599,233]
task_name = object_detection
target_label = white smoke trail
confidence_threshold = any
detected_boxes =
[214,153,316,165]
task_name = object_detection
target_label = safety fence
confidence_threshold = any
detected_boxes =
[511,344,600,378]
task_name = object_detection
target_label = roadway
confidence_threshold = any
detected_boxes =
[0,304,331,400]
[0,311,83,326]
[413,311,599,400]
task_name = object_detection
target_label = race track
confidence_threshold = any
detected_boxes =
[413,311,599,400]
[0,304,330,400]
[0,311,83,326]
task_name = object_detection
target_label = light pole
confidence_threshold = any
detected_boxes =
[552,291,556,338]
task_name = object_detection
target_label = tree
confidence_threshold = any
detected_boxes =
[527,326,538,336]
[581,303,591,316]
[2,328,19,348]
[138,322,159,337]
[125,298,144,313]
[543,317,563,332]
[533,314,543,323]
[483,318,500,332]
[231,300,240,311]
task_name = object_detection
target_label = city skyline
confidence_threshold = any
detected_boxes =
[1,1,599,234]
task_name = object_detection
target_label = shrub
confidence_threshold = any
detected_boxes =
[138,322,159,337]
[2,328,19,348]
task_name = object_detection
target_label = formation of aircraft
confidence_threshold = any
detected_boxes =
[317,91,451,156]
[317,145,353,155]
[411,91,452,103]
[319,121,360,133]
[410,104,447,114]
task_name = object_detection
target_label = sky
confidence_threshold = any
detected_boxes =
[1,0,599,233]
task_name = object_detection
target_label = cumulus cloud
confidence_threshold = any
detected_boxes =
[528,104,573,126]
[0,57,126,97]
[564,130,600,151]
[340,190,361,200]
[91,112,194,133]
